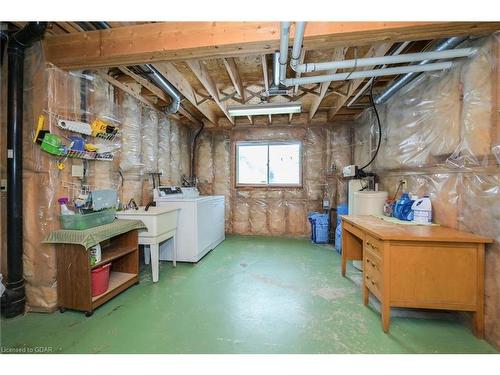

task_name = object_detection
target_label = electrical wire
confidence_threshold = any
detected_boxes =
[360,79,382,171]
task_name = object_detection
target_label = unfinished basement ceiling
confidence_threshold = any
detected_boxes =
[13,21,499,127]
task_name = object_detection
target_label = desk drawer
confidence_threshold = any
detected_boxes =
[365,269,382,300]
[365,248,382,273]
[365,234,383,257]
[343,221,365,240]
[365,249,383,299]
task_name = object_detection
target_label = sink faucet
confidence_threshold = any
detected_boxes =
[145,201,156,211]
[127,198,139,210]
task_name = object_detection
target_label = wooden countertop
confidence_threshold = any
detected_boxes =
[341,215,493,244]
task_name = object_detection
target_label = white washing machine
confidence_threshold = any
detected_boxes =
[154,186,225,262]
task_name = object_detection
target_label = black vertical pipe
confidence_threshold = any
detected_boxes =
[1,22,47,318]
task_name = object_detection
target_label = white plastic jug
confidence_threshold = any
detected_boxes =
[412,196,432,224]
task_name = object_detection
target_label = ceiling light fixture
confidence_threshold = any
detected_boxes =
[228,102,301,117]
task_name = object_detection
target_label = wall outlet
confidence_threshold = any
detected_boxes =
[72,164,84,178]
[0,179,6,192]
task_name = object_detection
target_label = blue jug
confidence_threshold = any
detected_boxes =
[393,193,414,221]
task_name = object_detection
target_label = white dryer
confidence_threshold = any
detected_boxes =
[154,186,225,262]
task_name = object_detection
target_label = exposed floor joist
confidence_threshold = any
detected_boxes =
[186,59,235,125]
[153,62,218,124]
[327,42,393,120]
[222,57,252,124]
[308,47,348,121]
[43,22,500,69]
[117,66,199,123]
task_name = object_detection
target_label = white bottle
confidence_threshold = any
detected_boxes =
[412,195,432,224]
[58,197,75,215]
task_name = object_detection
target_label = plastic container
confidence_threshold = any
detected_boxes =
[59,208,116,230]
[412,196,433,224]
[58,197,75,215]
[308,213,329,244]
[335,204,348,253]
[393,193,414,221]
[89,244,102,266]
[353,191,388,216]
[40,133,65,156]
[91,263,111,297]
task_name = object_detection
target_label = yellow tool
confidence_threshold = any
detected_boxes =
[91,119,108,137]
[84,143,98,152]
[33,114,46,143]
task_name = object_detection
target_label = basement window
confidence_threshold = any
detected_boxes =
[235,141,302,187]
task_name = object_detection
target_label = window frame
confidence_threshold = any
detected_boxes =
[234,140,303,188]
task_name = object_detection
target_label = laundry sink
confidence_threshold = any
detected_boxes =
[116,206,178,238]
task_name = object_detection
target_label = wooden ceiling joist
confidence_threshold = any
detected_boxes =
[118,66,200,123]
[186,59,234,124]
[222,57,246,102]
[153,62,218,124]
[118,66,171,104]
[100,71,160,111]
[309,47,348,121]
[43,22,500,70]
[327,42,392,121]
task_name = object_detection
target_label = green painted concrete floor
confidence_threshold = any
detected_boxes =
[1,235,498,354]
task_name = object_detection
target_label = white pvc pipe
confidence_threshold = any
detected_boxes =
[279,22,291,82]
[347,41,410,107]
[282,61,453,86]
[292,47,475,73]
[289,21,306,74]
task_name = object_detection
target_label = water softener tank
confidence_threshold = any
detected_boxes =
[353,191,388,216]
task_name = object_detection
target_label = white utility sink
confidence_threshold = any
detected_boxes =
[116,206,179,282]
[116,206,178,237]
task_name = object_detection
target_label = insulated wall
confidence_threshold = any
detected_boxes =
[0,43,193,312]
[353,35,500,348]
[195,125,351,237]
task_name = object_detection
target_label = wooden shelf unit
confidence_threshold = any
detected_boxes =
[55,229,140,316]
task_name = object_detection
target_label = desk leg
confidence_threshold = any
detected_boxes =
[341,228,347,277]
[472,244,485,338]
[150,244,159,283]
[363,284,369,306]
[382,301,390,333]
[472,310,484,339]
[172,235,177,268]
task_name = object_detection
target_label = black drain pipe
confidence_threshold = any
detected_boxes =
[1,22,47,318]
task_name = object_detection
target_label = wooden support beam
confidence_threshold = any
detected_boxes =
[222,57,246,101]
[186,59,234,124]
[261,54,270,94]
[327,43,392,121]
[309,47,348,121]
[44,22,500,70]
[118,66,200,124]
[118,66,171,103]
[153,62,218,124]
[100,72,160,111]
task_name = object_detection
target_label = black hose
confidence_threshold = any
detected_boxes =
[360,79,382,171]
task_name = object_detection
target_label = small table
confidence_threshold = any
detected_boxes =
[116,207,179,282]
[341,215,493,338]
[43,219,146,316]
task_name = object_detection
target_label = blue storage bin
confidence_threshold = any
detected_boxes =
[314,223,329,244]
[308,212,329,244]
[335,203,348,253]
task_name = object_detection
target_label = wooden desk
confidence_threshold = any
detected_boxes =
[341,215,493,337]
